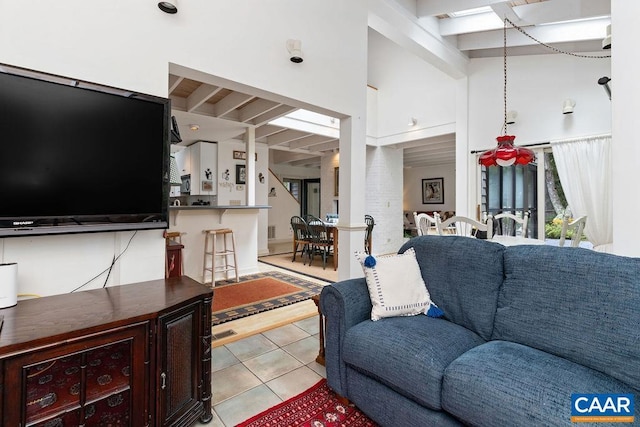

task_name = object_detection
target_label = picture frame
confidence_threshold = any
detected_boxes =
[202,180,213,191]
[233,150,257,161]
[236,164,246,184]
[422,177,444,204]
[334,167,339,197]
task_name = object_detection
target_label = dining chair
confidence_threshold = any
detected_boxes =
[491,211,530,237]
[364,215,375,254]
[435,213,493,239]
[290,216,311,263]
[559,214,587,247]
[413,212,436,236]
[306,220,334,269]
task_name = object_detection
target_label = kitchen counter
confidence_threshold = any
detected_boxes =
[169,205,271,210]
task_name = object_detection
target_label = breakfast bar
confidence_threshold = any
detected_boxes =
[167,205,270,283]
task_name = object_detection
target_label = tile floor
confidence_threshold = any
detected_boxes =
[209,315,326,426]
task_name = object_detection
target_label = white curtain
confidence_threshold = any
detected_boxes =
[551,135,612,252]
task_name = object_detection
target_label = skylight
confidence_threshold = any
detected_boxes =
[448,6,493,18]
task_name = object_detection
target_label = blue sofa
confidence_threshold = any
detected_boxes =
[320,236,640,426]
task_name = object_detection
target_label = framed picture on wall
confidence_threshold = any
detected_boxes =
[422,177,444,204]
[334,167,339,197]
[236,164,246,184]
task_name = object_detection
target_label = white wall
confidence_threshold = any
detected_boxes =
[266,171,300,246]
[467,53,611,151]
[368,28,457,141]
[403,164,456,214]
[0,0,368,295]
[365,146,405,255]
[321,153,340,220]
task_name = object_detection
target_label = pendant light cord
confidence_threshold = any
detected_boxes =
[503,19,508,135]
[504,17,611,59]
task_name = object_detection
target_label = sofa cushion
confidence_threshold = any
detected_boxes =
[442,340,640,427]
[343,315,485,410]
[399,236,505,340]
[354,248,434,321]
[493,245,640,391]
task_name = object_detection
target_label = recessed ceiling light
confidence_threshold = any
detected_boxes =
[189,124,200,131]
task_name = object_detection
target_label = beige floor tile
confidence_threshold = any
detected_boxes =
[214,384,282,427]
[225,333,278,361]
[212,363,262,404]
[212,346,240,372]
[307,360,327,377]
[265,366,323,401]
[243,348,303,383]
[294,315,320,335]
[282,335,321,365]
[262,323,310,347]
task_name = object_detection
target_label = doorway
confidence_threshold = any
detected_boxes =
[302,178,321,218]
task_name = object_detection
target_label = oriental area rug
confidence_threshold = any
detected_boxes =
[211,271,325,326]
[236,379,378,427]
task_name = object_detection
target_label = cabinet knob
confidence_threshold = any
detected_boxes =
[161,372,167,390]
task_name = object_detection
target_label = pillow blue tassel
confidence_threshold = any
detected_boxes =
[364,255,376,268]
[427,303,444,318]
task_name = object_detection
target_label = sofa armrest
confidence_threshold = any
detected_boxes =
[319,278,371,397]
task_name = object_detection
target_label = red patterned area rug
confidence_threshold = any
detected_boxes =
[212,271,325,326]
[236,379,378,427]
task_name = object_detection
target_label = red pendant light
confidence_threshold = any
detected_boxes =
[478,19,535,168]
[479,135,535,167]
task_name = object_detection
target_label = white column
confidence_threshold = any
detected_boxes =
[611,0,640,255]
[338,115,367,281]
[244,127,256,206]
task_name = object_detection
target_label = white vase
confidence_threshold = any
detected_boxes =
[0,263,18,308]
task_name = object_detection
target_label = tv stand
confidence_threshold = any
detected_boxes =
[0,276,212,426]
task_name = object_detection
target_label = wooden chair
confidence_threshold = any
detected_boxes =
[435,213,493,239]
[491,211,530,237]
[364,215,375,254]
[306,220,334,269]
[290,216,311,263]
[559,214,587,247]
[413,212,436,236]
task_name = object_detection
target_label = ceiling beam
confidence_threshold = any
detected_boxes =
[369,0,468,79]
[288,134,336,150]
[186,84,221,113]
[416,0,506,17]
[457,18,610,51]
[168,74,184,94]
[311,140,340,152]
[251,105,298,126]
[255,124,285,139]
[239,99,281,123]
[266,129,310,146]
[214,92,254,117]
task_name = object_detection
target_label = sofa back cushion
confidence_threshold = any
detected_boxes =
[493,245,640,390]
[399,236,505,340]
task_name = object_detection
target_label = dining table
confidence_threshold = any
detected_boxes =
[488,235,546,246]
[292,221,338,271]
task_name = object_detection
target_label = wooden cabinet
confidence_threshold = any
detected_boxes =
[0,276,213,427]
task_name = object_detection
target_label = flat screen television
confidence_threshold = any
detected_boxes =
[0,64,170,237]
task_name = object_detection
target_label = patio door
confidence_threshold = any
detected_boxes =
[481,163,538,238]
[302,178,320,219]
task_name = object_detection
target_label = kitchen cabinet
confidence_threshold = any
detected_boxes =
[175,146,191,177]
[189,141,217,196]
[0,277,212,427]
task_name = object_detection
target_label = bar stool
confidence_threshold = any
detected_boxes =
[203,228,238,285]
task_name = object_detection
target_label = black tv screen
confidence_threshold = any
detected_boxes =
[0,64,170,237]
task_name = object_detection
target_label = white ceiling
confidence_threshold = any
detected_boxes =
[170,0,611,169]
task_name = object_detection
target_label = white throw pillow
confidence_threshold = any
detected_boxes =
[355,248,435,321]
